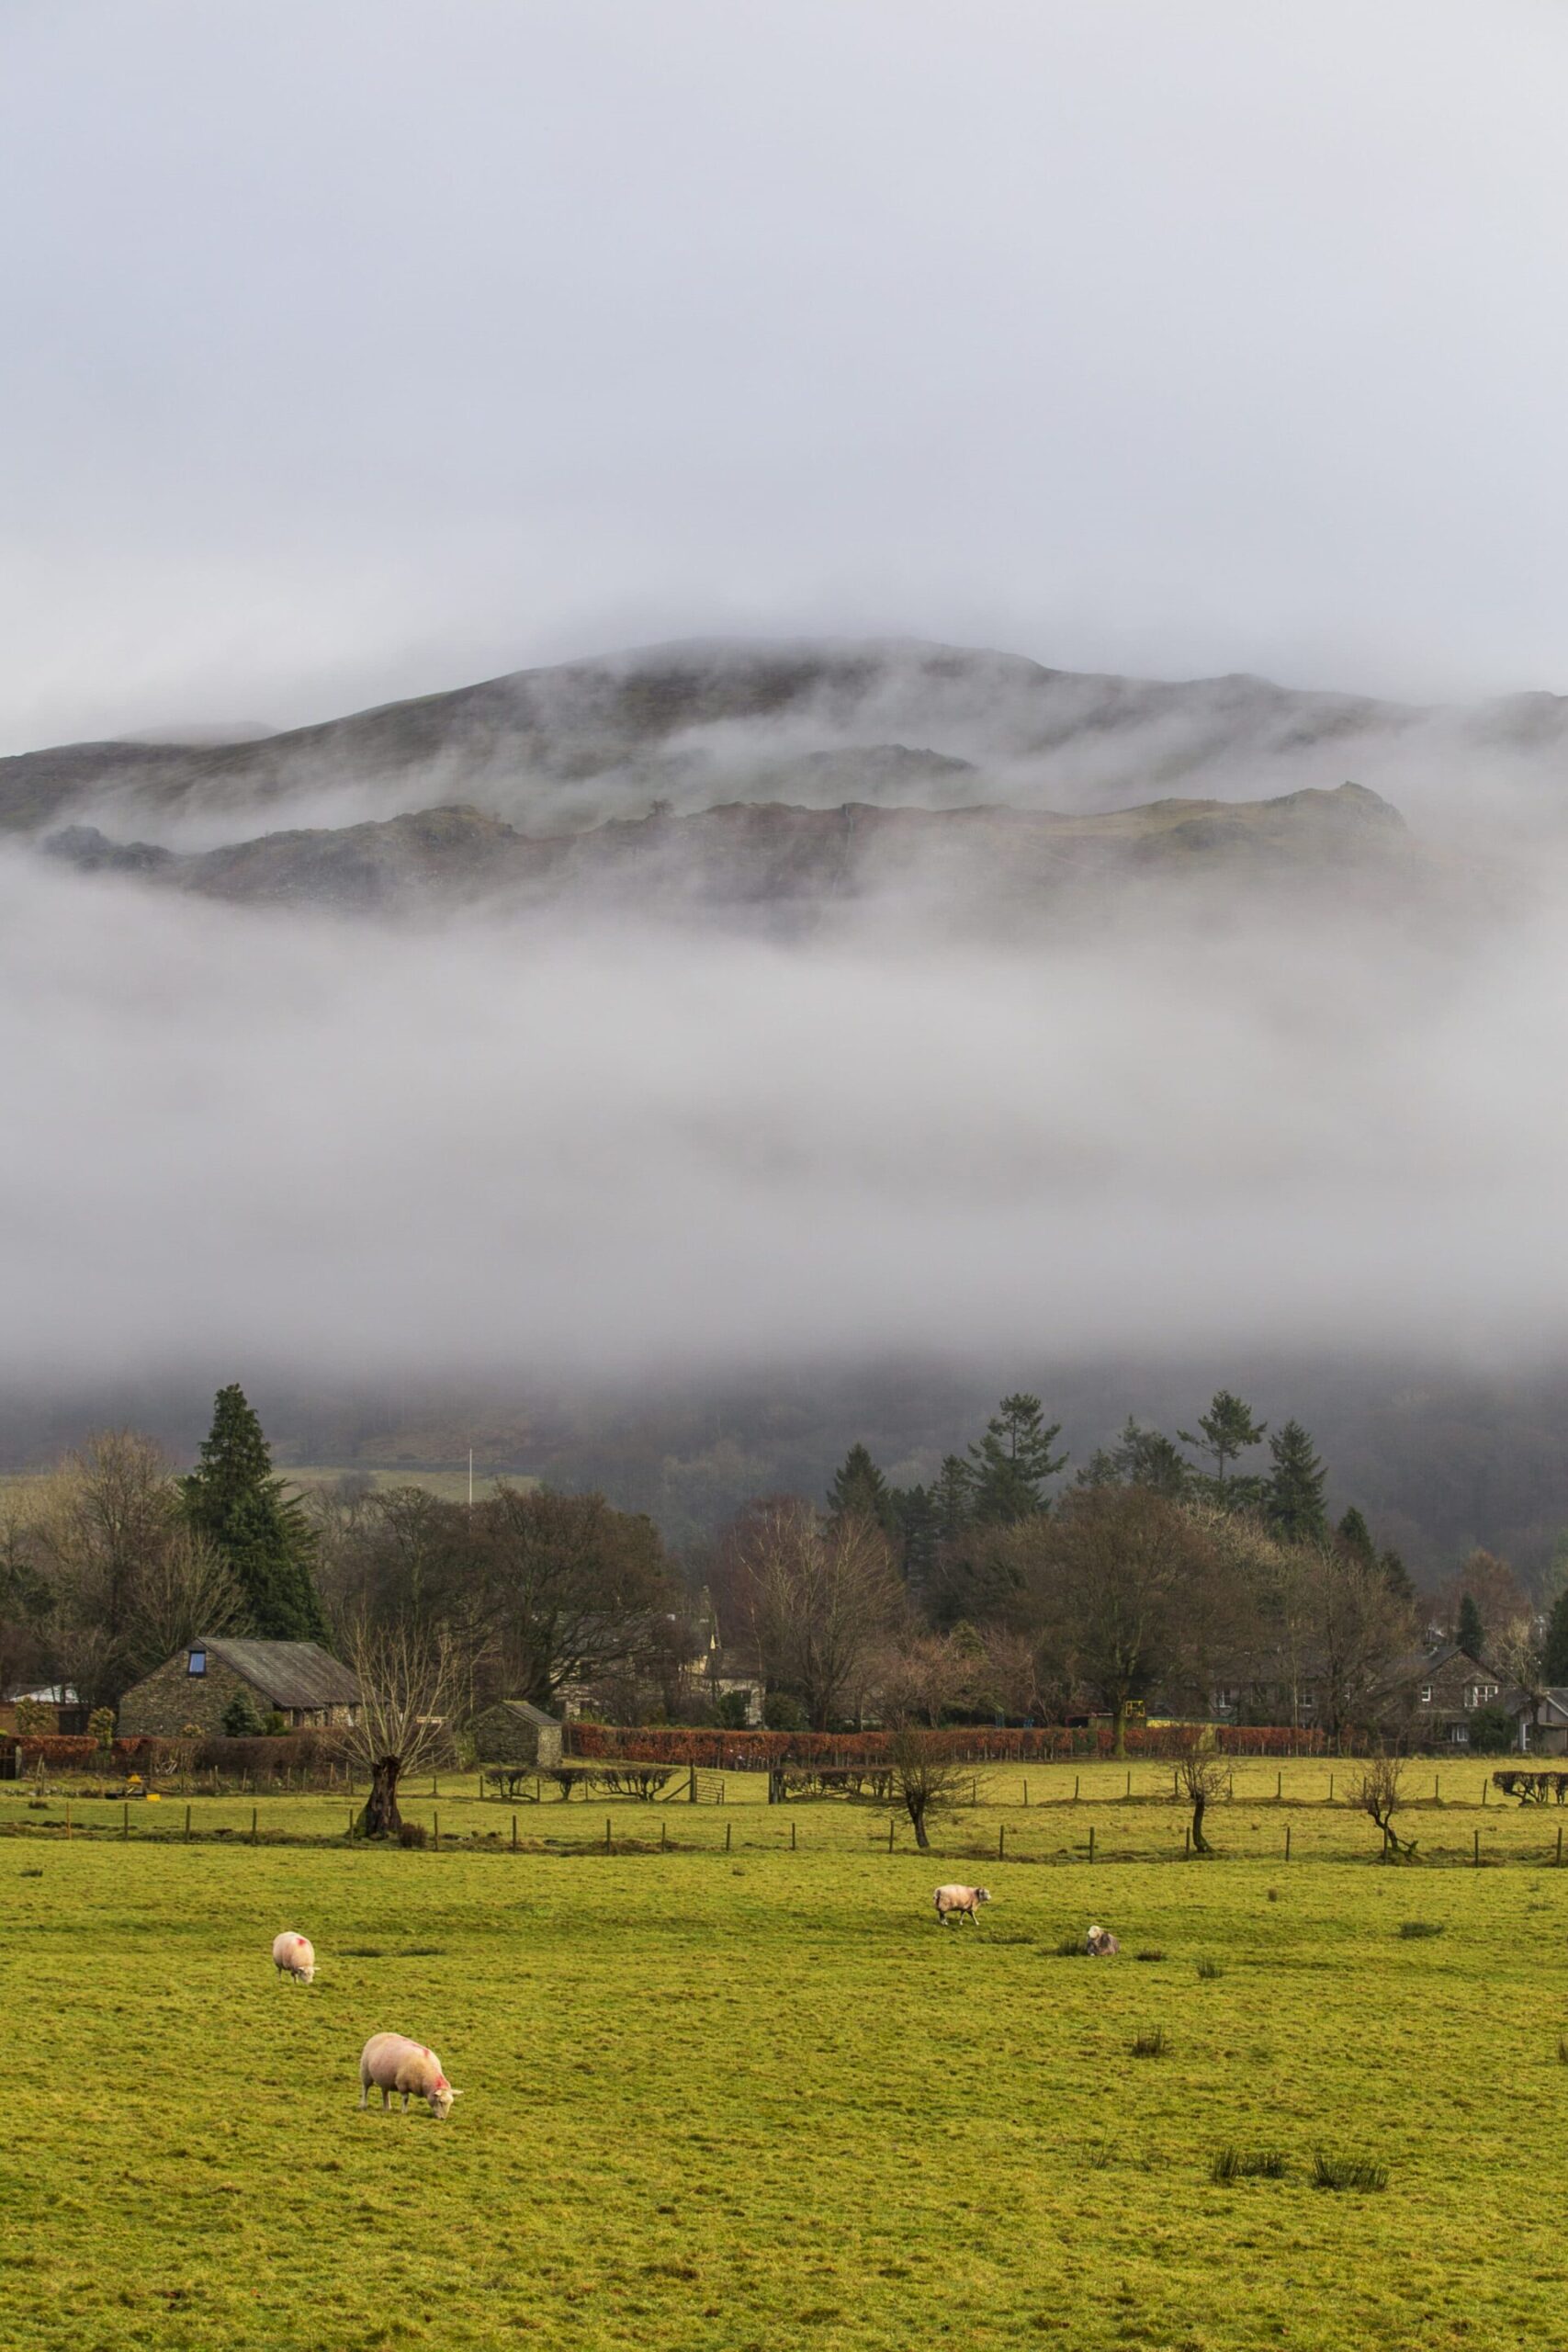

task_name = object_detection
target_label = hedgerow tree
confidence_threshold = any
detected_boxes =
[885,1720,964,1849]
[181,1386,326,1643]
[342,1617,457,1840]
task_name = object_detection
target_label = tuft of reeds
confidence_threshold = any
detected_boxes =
[1195,1958,1224,1980]
[1398,1919,1444,1939]
[1055,1934,1087,1957]
[1134,1948,1166,1962]
[1211,2147,1286,2183]
[1312,2152,1388,2192]
[1556,2035,1568,2065]
[1130,2027,1168,2058]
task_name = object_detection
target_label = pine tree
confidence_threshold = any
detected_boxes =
[1262,1419,1328,1547]
[890,1483,940,1588]
[1335,1507,1376,1566]
[932,1453,976,1544]
[1380,1547,1416,1610]
[1179,1390,1268,1491]
[1077,1418,1189,1498]
[1456,1590,1485,1664]
[1541,1584,1568,1685]
[967,1395,1066,1524]
[827,1442,897,1539]
[181,1385,327,1643]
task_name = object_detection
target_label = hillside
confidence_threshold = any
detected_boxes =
[6,635,1561,850]
[39,781,1424,923]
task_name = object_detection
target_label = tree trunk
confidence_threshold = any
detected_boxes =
[1190,1791,1211,1855]
[1112,1701,1128,1760]
[908,1796,931,1849]
[356,1755,402,1839]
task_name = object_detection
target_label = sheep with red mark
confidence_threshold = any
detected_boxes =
[933,1883,991,1926]
[357,2032,462,2120]
[272,1931,315,1984]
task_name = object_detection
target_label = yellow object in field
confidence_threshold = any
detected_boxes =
[144,1792,161,1804]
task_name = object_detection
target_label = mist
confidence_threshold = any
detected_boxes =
[3,829,1564,1396]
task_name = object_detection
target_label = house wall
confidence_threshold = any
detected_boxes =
[118,1653,260,1738]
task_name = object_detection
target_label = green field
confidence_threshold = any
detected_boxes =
[3,1758,1566,2350]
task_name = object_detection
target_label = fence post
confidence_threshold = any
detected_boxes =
[972,1778,978,1807]
[434,1811,440,1850]
[1023,1779,1028,1808]
[348,1809,355,1839]
[1277,1770,1282,1800]
[1474,1828,1480,1867]
[1089,1824,1095,1864]
[661,1817,668,1851]
[689,1765,697,1804]
[122,1803,129,1842]
[1328,1772,1334,1804]
[251,1806,258,1846]
[605,1815,613,1854]
[1285,1826,1292,1862]
[790,1820,796,1851]
[725,1818,732,1853]
[1483,1779,1488,1805]
[512,1813,518,1851]
[998,1823,1005,1860]
[1074,1773,1080,1802]
[1184,1825,1190,1859]
[1558,1825,1563,1868]
[184,1804,191,1843]
[888,1816,894,1852]
[1434,1773,1439,1803]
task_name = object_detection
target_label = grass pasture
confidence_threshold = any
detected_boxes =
[4,1762,1567,2351]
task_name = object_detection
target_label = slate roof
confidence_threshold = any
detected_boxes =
[197,1638,359,1709]
[481,1699,559,1729]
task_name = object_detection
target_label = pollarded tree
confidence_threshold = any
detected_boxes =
[342,1617,458,1840]
[884,1720,965,1850]
[1263,1420,1328,1548]
[967,1394,1066,1524]
[181,1385,327,1643]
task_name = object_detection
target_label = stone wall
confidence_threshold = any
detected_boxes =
[118,1653,257,1739]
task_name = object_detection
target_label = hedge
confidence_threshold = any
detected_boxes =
[566,1722,1327,1769]
[18,1736,178,1770]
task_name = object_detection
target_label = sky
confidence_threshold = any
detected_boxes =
[6,0,1568,753]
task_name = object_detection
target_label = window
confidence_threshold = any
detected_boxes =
[1450,1724,1470,1745]
[187,1649,207,1677]
[1419,1685,1432,1705]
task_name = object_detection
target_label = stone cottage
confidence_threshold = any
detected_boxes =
[468,1699,563,1768]
[118,1638,360,1737]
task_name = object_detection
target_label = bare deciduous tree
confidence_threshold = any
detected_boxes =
[1351,1755,1416,1860]
[885,1720,964,1849]
[1174,1734,1227,1855]
[1491,1614,1545,1751]
[738,1502,898,1729]
[340,1618,459,1839]
[126,1524,243,1679]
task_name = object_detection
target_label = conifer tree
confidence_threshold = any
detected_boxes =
[1335,1507,1376,1566]
[1262,1419,1328,1547]
[967,1395,1066,1524]
[932,1453,975,1543]
[181,1385,327,1643]
[890,1483,940,1588]
[1542,1584,1568,1685]
[1179,1390,1268,1495]
[1077,1418,1189,1498]
[1456,1590,1485,1664]
[826,1442,898,1539]
[1380,1547,1417,1610]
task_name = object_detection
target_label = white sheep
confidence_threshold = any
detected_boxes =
[1086,1923,1120,1957]
[272,1930,315,1984]
[357,2032,462,2120]
[933,1883,991,1926]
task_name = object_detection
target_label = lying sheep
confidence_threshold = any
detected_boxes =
[933,1883,991,1926]
[357,2032,462,2120]
[272,1930,315,1984]
[1086,1923,1120,1957]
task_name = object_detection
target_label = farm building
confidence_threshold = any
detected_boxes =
[117,1638,360,1737]
[1507,1688,1568,1756]
[468,1699,563,1767]
[1382,1644,1504,1747]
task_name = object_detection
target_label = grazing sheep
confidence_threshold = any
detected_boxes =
[1086,1924,1120,1957]
[272,1931,315,1984]
[933,1883,991,1926]
[357,2032,462,2120]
